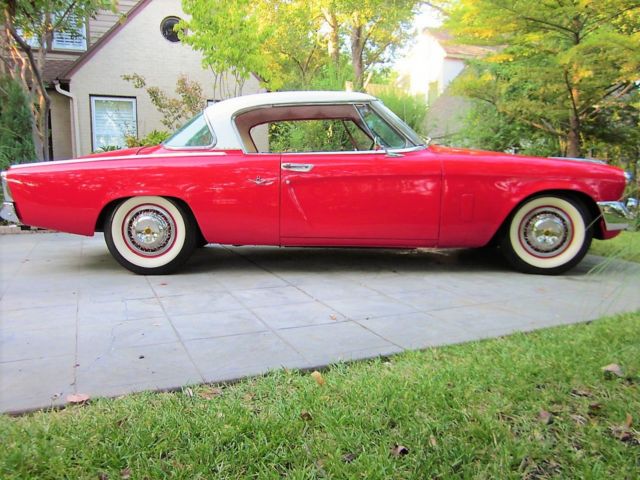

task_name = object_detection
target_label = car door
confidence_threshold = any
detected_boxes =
[280,148,442,247]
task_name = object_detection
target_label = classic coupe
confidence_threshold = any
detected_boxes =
[1,91,636,275]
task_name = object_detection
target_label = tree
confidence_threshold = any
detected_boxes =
[180,0,328,92]
[446,0,640,158]
[2,0,114,161]
[181,0,421,92]
[0,75,36,170]
[122,73,206,130]
[325,0,419,91]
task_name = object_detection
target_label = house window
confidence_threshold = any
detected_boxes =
[52,14,87,51]
[14,28,41,48]
[91,96,137,150]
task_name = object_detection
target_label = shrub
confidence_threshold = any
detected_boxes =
[125,130,171,148]
[0,76,36,170]
[375,90,428,136]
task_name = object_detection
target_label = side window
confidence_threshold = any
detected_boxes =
[357,105,407,149]
[163,113,214,148]
[255,119,373,153]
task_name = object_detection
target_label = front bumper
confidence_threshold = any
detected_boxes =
[0,201,21,224]
[597,199,637,231]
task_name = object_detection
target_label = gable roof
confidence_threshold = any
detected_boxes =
[426,29,496,59]
[59,0,152,81]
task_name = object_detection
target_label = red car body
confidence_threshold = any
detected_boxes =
[1,91,634,274]
[6,143,626,246]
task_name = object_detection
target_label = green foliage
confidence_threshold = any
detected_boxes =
[122,74,205,130]
[0,76,36,170]
[94,145,119,153]
[446,0,640,160]
[125,130,171,148]
[591,231,640,262]
[268,120,372,153]
[180,0,420,92]
[376,90,427,136]
[1,312,640,478]
[7,0,116,161]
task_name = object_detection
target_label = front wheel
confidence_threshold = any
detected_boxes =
[500,195,593,275]
[104,196,197,275]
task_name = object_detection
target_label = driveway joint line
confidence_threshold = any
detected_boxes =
[145,276,206,383]
[223,246,405,352]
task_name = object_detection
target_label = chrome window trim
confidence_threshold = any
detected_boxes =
[231,100,424,155]
[277,145,427,156]
[162,111,217,151]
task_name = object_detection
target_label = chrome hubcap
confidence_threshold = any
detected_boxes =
[124,205,175,256]
[520,207,572,257]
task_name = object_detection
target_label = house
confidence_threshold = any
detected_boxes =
[40,0,263,159]
[396,29,494,140]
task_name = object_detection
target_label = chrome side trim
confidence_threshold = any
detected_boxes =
[0,201,20,224]
[597,201,636,231]
[550,156,606,165]
[9,151,228,169]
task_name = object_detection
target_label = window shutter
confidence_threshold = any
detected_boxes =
[92,98,137,150]
[52,14,87,51]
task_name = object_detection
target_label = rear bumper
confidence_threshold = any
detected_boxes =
[0,201,21,224]
[597,199,637,231]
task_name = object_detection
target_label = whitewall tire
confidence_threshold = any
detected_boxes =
[104,196,197,275]
[500,195,592,275]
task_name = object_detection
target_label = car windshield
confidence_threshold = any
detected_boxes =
[163,112,215,148]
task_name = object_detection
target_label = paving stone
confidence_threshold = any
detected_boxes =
[77,317,180,358]
[277,321,399,364]
[169,309,267,340]
[159,292,245,316]
[0,304,77,331]
[0,326,76,362]
[231,286,313,308]
[359,312,477,349]
[252,301,346,329]
[323,294,419,320]
[185,332,306,381]
[77,297,165,324]
[0,355,75,414]
[75,342,201,391]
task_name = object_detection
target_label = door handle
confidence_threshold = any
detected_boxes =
[282,163,314,172]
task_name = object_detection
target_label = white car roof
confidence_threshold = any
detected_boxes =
[205,91,377,150]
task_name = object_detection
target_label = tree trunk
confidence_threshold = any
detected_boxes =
[566,114,581,158]
[350,25,364,91]
[322,8,340,67]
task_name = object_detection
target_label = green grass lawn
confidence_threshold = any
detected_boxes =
[590,231,640,263]
[2,312,639,479]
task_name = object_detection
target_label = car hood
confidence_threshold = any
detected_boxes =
[430,145,608,165]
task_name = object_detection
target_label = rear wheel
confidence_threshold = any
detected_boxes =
[500,195,593,275]
[104,196,197,275]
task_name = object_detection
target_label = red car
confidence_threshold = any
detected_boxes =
[1,91,636,275]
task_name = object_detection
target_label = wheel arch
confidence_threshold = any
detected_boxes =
[94,196,205,241]
[487,189,602,246]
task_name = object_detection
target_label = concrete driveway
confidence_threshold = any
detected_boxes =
[1,232,639,414]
